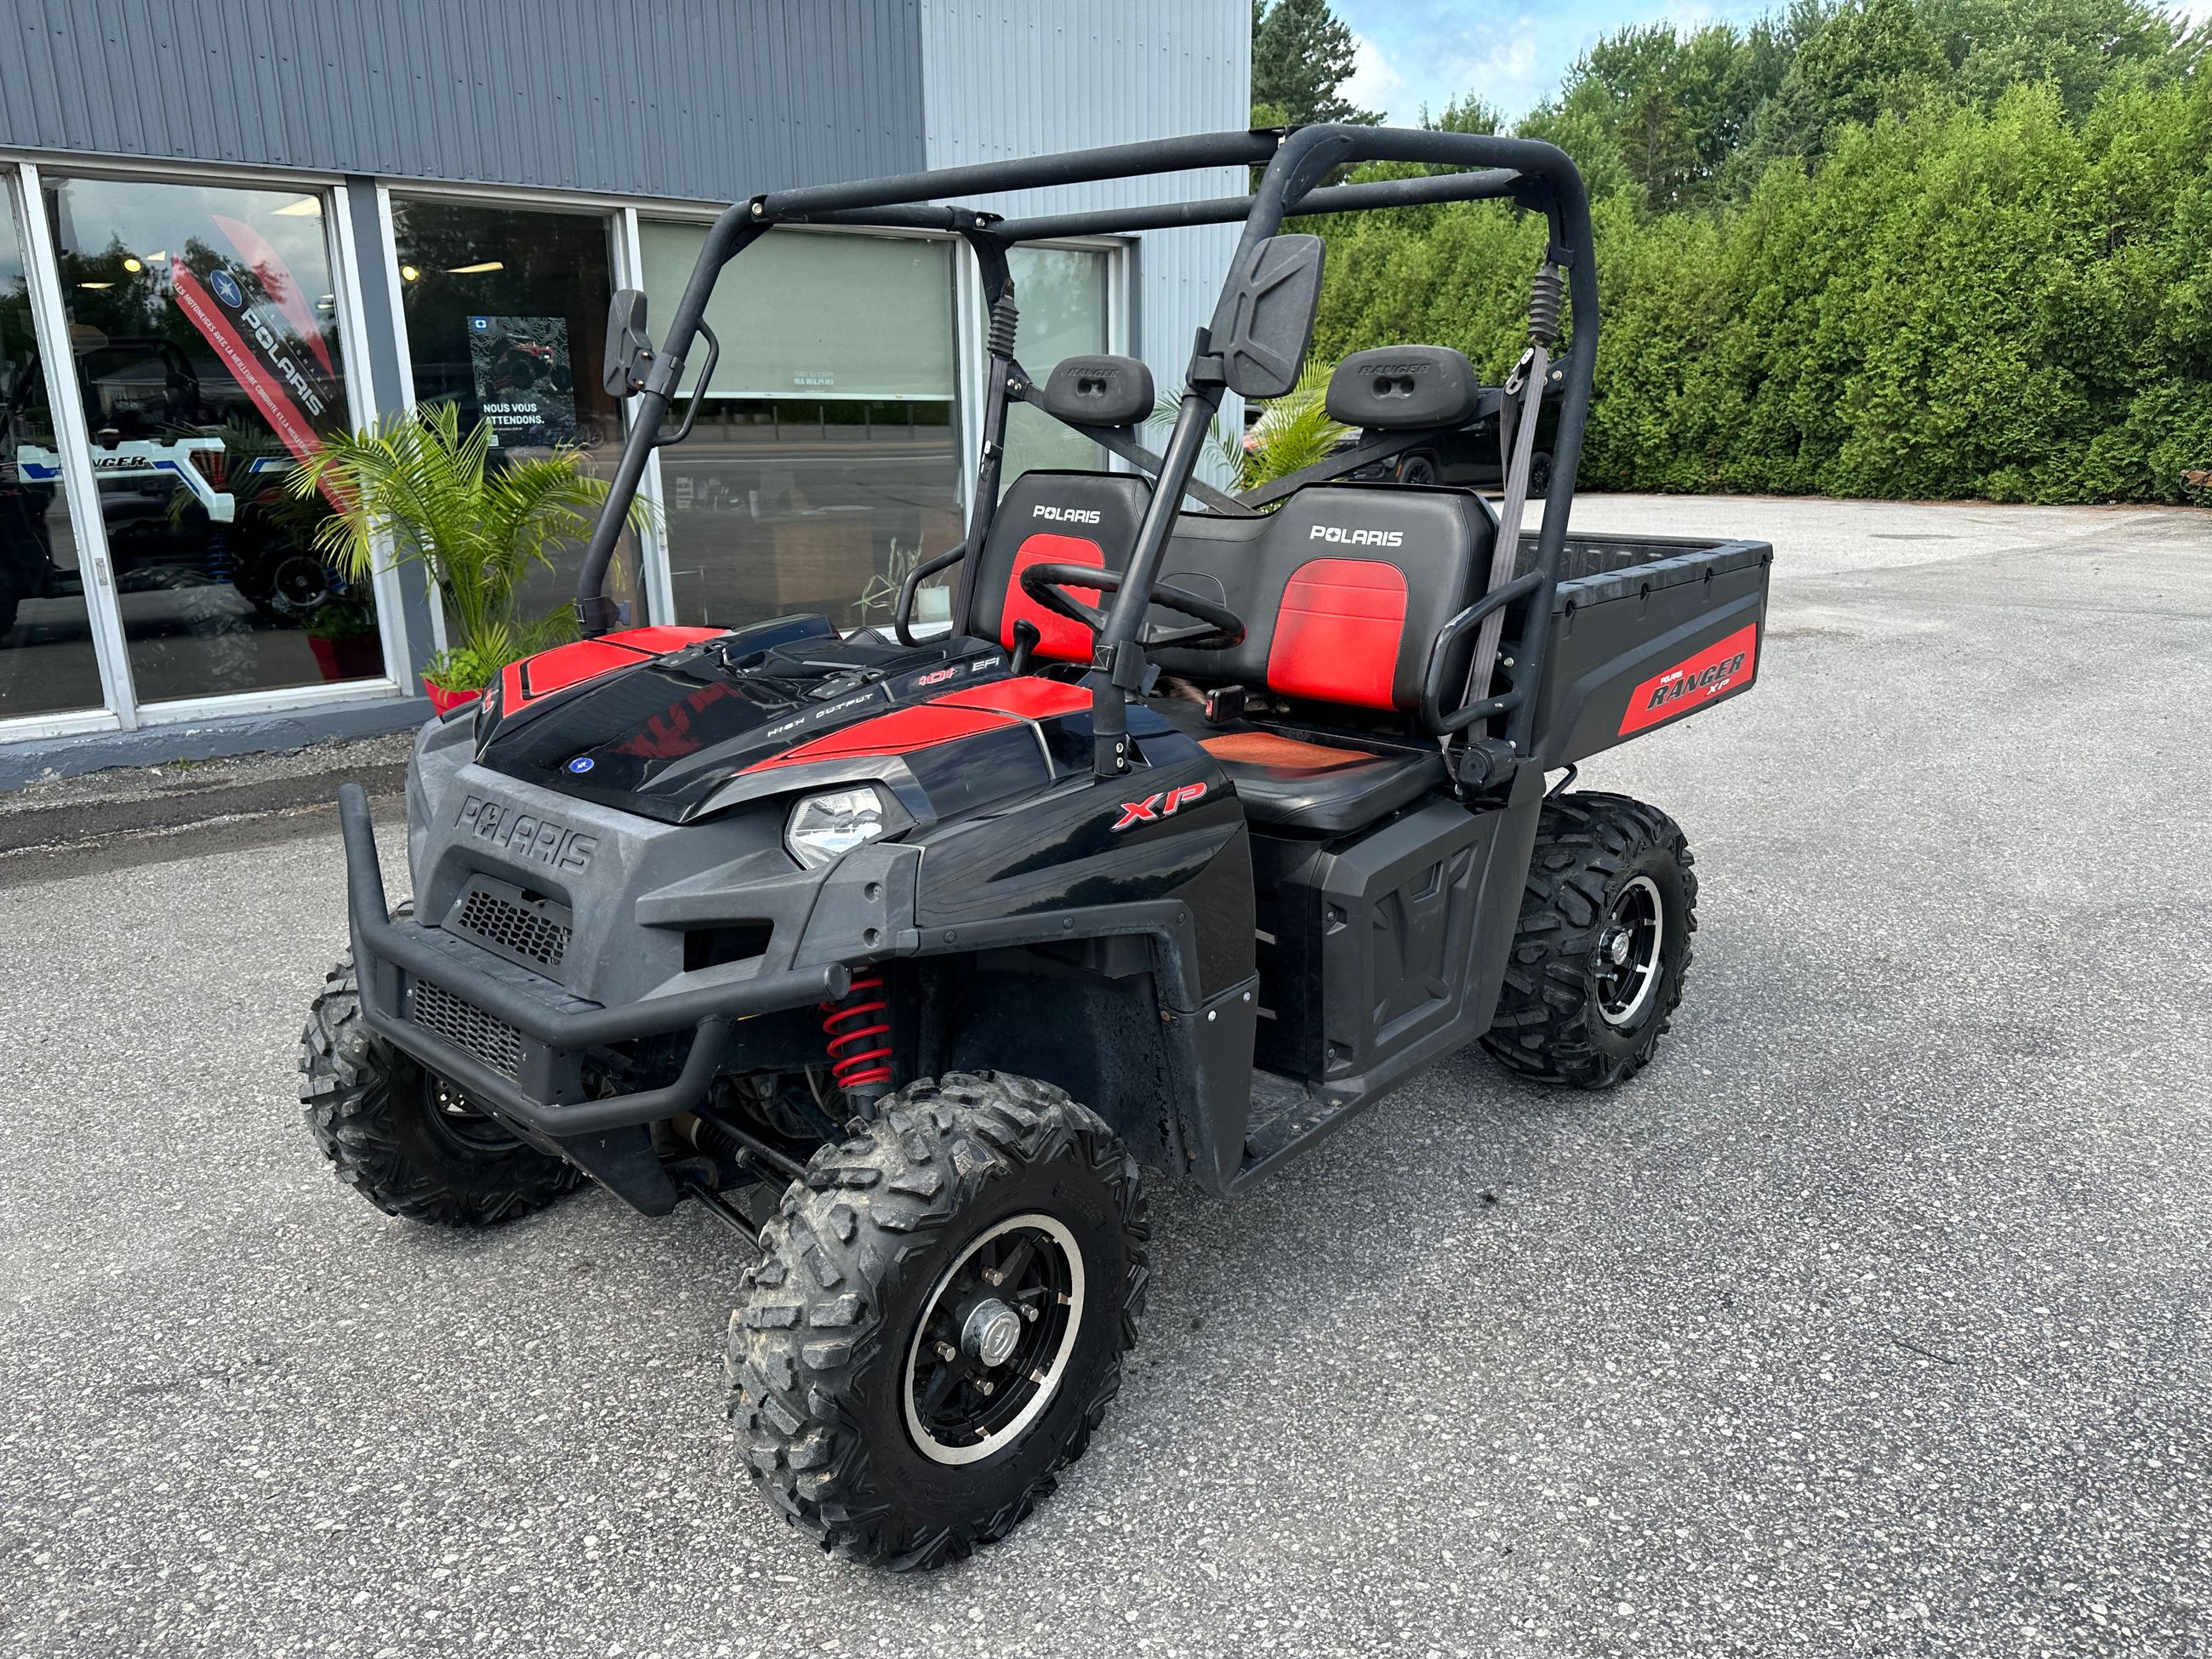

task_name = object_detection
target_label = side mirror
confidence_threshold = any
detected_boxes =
[1212,234,1324,399]
[603,288,656,398]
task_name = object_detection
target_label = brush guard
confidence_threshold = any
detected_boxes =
[336,784,851,1137]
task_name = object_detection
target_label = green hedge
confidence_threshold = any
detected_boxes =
[1307,78,2212,502]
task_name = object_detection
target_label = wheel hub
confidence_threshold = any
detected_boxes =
[904,1214,1085,1467]
[1593,875,1664,1028]
[424,1075,523,1153]
[961,1298,1023,1368]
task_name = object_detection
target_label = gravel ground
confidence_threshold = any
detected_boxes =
[2,495,2208,1658]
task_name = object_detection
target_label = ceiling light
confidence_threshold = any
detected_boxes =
[446,260,505,275]
[399,265,420,282]
[271,197,323,217]
[121,256,142,273]
[79,281,112,290]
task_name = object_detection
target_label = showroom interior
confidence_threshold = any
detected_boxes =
[0,0,1246,783]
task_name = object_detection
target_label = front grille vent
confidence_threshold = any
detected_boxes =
[409,980,523,1080]
[451,883,571,974]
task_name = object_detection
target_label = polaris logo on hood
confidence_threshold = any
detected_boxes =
[1310,524,1405,547]
[1034,505,1101,523]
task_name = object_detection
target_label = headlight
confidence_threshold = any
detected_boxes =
[785,787,890,869]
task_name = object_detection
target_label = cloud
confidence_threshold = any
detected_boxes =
[1343,32,1411,119]
[1338,10,1550,125]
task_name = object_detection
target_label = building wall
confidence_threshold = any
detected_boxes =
[0,0,929,199]
[0,0,1254,784]
[915,0,1251,455]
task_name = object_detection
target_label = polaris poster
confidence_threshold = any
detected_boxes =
[467,316,578,448]
[168,214,346,504]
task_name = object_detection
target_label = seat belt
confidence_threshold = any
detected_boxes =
[1459,259,1565,744]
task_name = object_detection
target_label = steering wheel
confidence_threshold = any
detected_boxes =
[1016,562,1246,653]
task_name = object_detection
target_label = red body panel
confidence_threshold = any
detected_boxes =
[602,625,729,653]
[931,677,1092,720]
[1263,558,1408,711]
[747,704,1018,771]
[1616,623,1759,735]
[503,627,729,710]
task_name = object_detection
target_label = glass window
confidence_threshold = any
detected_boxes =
[390,198,638,626]
[1003,246,1112,487]
[0,180,106,721]
[47,175,387,704]
[640,223,964,631]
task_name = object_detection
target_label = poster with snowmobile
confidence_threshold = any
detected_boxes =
[467,315,578,448]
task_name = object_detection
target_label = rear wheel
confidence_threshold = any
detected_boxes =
[1395,453,1439,486]
[1482,791,1696,1088]
[299,936,583,1225]
[729,1071,1148,1570]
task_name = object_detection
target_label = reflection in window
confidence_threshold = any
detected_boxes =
[0,182,106,721]
[1003,246,1111,487]
[47,176,386,704]
[390,198,638,626]
[641,224,964,631]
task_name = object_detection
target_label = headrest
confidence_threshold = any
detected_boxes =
[1039,354,1155,428]
[1325,345,1480,430]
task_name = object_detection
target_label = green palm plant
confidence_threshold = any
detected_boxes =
[287,402,652,693]
[1238,358,1349,492]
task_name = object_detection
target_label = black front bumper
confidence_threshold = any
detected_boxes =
[338,784,849,1137]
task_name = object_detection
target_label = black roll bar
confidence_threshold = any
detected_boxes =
[573,123,1596,780]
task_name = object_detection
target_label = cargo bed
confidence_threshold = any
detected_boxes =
[1516,530,1772,767]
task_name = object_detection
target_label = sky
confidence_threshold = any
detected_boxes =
[1331,0,2212,125]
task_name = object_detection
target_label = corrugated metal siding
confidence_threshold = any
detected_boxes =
[0,0,927,201]
[916,0,1251,468]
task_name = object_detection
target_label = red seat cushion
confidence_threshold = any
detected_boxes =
[1263,558,1409,711]
[1001,534,1106,662]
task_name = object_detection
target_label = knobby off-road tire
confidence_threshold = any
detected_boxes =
[729,1071,1149,1570]
[299,933,583,1226]
[1482,790,1697,1089]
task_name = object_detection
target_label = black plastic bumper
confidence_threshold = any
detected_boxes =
[338,784,849,1136]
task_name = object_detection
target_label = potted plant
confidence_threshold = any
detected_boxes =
[288,402,651,712]
[303,578,385,682]
[1236,358,1348,491]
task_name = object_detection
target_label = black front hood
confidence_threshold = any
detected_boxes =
[476,615,1013,823]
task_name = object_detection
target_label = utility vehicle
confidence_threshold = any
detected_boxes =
[300,124,1770,1569]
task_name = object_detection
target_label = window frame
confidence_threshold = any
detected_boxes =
[630,208,980,630]
[0,152,408,737]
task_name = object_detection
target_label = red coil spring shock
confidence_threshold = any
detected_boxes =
[820,973,893,1095]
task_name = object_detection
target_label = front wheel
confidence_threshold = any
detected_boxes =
[1482,791,1697,1088]
[299,944,584,1225]
[729,1072,1149,1569]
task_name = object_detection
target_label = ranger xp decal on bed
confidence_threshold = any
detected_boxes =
[1616,623,1759,735]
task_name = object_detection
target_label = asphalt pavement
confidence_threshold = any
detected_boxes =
[2,495,2209,1658]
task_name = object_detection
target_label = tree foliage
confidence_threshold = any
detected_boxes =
[1252,0,1380,127]
[1300,0,2212,502]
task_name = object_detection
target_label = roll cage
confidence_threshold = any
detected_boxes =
[577,123,1597,787]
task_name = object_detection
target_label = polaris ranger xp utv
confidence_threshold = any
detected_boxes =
[301,124,1770,1568]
